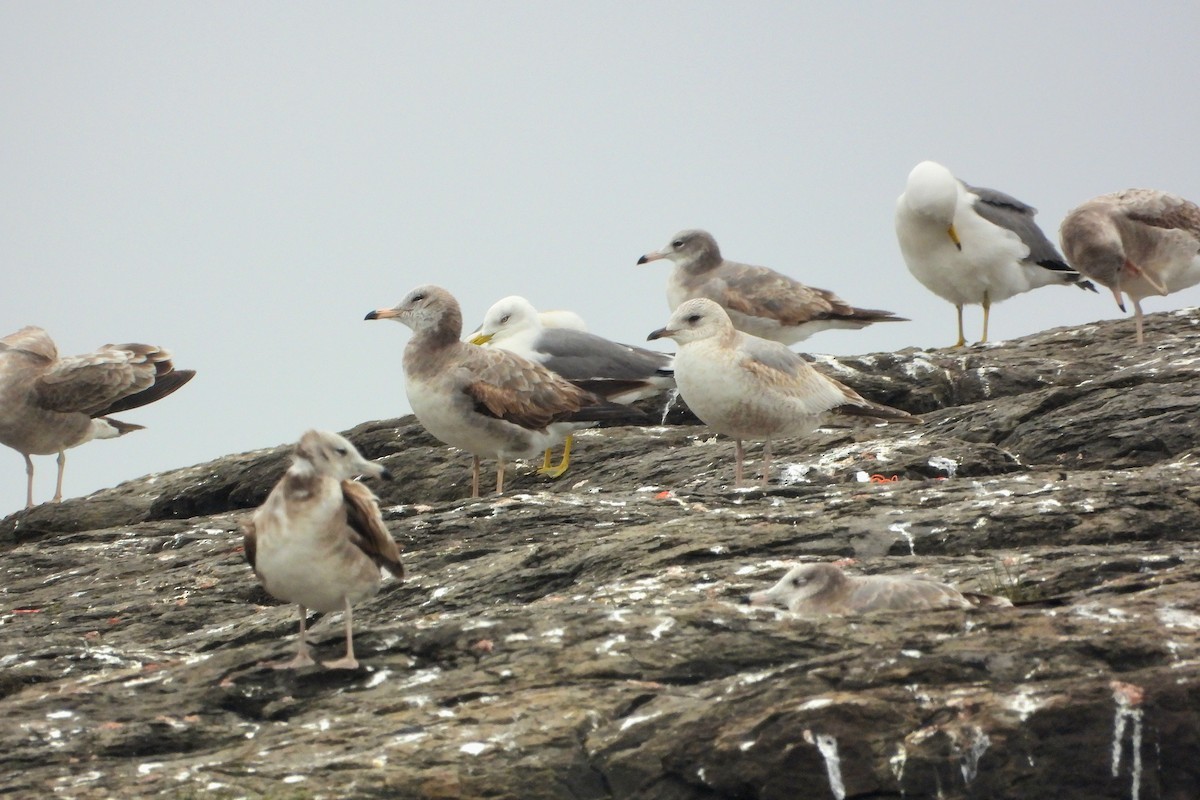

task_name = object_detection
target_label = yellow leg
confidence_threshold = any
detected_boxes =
[980,293,991,344]
[537,435,574,479]
[952,305,966,348]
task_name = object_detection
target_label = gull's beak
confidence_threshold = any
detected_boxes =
[647,326,674,341]
[1110,282,1127,313]
[365,307,399,320]
[469,332,493,346]
[638,249,667,265]
[1125,259,1169,296]
[947,224,962,251]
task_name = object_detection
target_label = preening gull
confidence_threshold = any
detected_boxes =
[0,326,195,508]
[747,562,1011,616]
[366,285,635,497]
[244,430,401,669]
[638,229,906,344]
[895,160,1095,347]
[469,295,674,477]
[647,299,919,488]
[1060,189,1200,344]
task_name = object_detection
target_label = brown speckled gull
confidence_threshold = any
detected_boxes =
[0,326,195,508]
[1060,189,1200,344]
[638,229,906,344]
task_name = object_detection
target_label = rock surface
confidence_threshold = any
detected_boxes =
[2,309,1200,800]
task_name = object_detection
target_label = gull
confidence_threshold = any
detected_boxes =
[469,295,674,477]
[0,326,195,508]
[648,298,919,487]
[244,430,401,670]
[466,306,587,342]
[895,160,1095,347]
[1060,189,1200,344]
[747,562,1011,616]
[638,228,906,344]
[366,285,635,497]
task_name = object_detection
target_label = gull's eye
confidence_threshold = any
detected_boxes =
[791,577,805,587]
[411,293,426,303]
[672,239,685,248]
[500,315,511,325]
[686,314,701,324]
[335,447,348,456]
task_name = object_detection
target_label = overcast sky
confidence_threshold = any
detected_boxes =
[2,2,1198,509]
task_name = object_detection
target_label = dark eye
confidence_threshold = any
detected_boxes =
[672,240,684,248]
[686,314,701,324]
[335,447,348,456]
[412,293,426,303]
[500,315,510,324]
[792,578,804,587]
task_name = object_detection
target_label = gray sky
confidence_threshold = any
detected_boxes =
[2,2,1198,508]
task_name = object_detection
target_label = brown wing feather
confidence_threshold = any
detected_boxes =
[241,517,258,570]
[1122,191,1200,241]
[463,348,591,430]
[342,480,404,579]
[718,262,904,325]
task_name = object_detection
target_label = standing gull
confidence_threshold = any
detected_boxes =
[747,562,1011,616]
[469,295,674,477]
[638,229,906,344]
[1060,189,1200,344]
[647,299,919,488]
[366,285,634,497]
[895,160,1095,347]
[0,326,195,508]
[244,430,401,670]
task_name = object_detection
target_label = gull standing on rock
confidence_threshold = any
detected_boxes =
[244,430,402,670]
[895,160,1095,347]
[638,229,906,344]
[366,285,635,497]
[0,326,195,508]
[1060,189,1200,344]
[747,562,1011,616]
[469,295,674,477]
[648,299,919,488]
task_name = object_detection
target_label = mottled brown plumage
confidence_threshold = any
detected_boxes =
[639,229,906,344]
[0,326,194,508]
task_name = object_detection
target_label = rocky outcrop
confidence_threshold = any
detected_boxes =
[2,310,1199,800]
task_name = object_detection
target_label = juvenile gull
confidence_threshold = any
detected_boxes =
[895,160,1095,347]
[0,326,195,508]
[647,299,918,488]
[1060,189,1200,344]
[469,295,674,477]
[638,229,906,344]
[366,285,635,497]
[244,430,401,670]
[747,562,1011,616]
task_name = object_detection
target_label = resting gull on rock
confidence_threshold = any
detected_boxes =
[747,562,1011,616]
[895,160,1095,347]
[244,430,401,669]
[0,326,195,508]
[366,285,635,497]
[648,299,919,488]
[1060,189,1200,344]
[638,229,906,344]
[469,295,674,477]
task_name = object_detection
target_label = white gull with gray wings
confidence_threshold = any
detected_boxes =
[895,160,1094,347]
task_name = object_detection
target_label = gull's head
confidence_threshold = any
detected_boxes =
[1060,206,1127,308]
[746,563,840,610]
[902,161,962,249]
[638,229,721,270]
[293,429,392,482]
[647,297,732,345]
[365,284,460,336]
[470,295,541,346]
